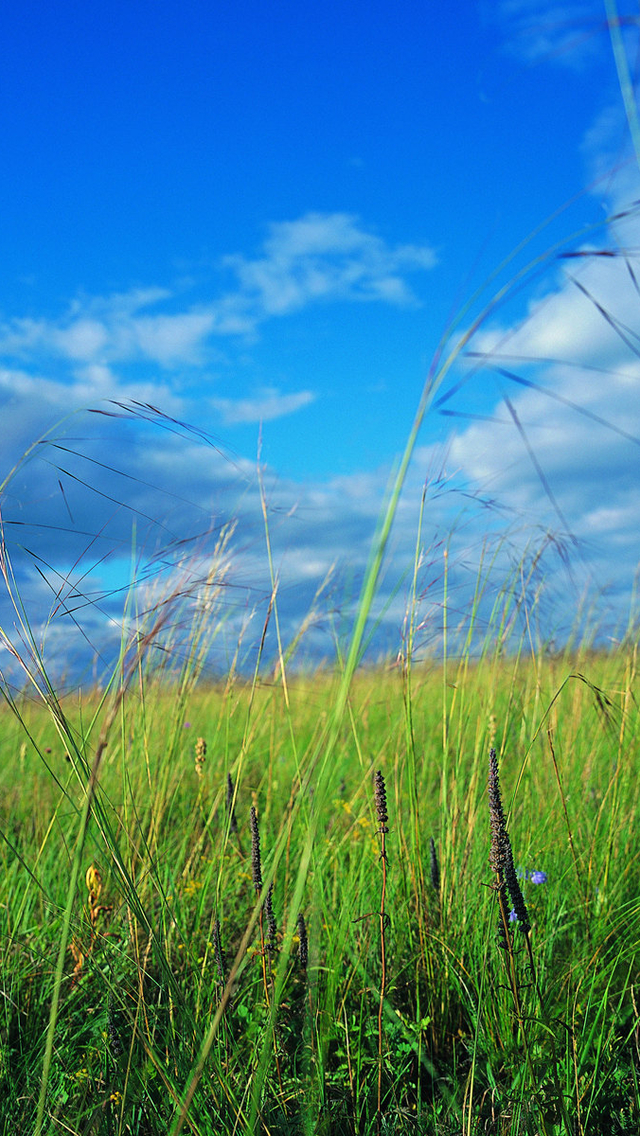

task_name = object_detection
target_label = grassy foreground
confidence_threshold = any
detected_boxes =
[0,638,638,1134]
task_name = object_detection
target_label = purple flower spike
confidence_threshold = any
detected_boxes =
[183,721,192,728]
[530,870,547,885]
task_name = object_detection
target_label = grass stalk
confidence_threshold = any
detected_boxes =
[374,771,389,1133]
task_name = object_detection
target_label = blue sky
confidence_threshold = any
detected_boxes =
[2,0,640,683]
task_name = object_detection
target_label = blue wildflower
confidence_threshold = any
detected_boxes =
[509,908,518,922]
[530,870,547,885]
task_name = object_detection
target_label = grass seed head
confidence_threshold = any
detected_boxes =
[297,913,308,970]
[488,748,508,874]
[264,881,277,953]
[429,836,440,891]
[226,771,238,832]
[488,748,530,937]
[250,805,262,892]
[374,770,389,833]
[213,916,226,984]
[107,995,123,1059]
[504,842,530,932]
[195,736,206,778]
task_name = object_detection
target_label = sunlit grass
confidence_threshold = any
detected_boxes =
[0,632,638,1133]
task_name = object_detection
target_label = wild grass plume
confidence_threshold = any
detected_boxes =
[488,747,530,940]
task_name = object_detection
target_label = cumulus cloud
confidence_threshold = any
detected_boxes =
[0,294,215,370]
[141,312,221,365]
[472,237,640,367]
[434,141,640,618]
[222,212,436,318]
[0,213,436,375]
[492,0,604,69]
[211,386,315,425]
[0,397,493,687]
[0,209,437,517]
[0,367,633,692]
[2,179,640,686]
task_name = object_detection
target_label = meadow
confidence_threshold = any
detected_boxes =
[0,617,638,1134]
[2,35,640,1126]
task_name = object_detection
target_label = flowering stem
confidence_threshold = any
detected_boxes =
[488,750,555,1134]
[378,825,387,1133]
[374,771,389,1136]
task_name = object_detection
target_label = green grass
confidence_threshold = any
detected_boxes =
[2,16,640,1121]
[0,636,638,1134]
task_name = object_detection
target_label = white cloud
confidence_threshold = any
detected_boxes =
[0,376,635,688]
[221,212,436,319]
[211,386,315,425]
[0,213,437,374]
[437,154,640,618]
[492,1,603,69]
[132,312,217,365]
[473,240,640,367]
[583,496,640,543]
[53,319,109,361]
[3,174,640,682]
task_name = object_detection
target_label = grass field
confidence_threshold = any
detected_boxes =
[3,24,640,1124]
[1,617,638,1133]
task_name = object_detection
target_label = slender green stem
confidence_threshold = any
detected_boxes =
[377,824,387,1134]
